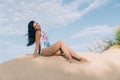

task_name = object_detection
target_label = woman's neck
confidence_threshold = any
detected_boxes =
[36,29,41,31]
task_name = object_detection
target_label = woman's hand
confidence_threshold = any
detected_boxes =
[33,53,38,58]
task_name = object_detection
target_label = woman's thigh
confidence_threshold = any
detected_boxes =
[41,41,62,56]
[54,49,63,56]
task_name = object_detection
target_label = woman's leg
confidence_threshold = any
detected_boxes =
[54,48,63,56]
[56,41,88,62]
[41,40,74,63]
[63,44,88,62]
[69,48,88,62]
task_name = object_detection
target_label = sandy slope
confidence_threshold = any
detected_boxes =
[0,46,120,80]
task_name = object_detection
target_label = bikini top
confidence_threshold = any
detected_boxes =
[35,29,50,49]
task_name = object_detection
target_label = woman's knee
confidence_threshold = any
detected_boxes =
[59,40,65,45]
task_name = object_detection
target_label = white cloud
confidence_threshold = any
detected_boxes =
[0,0,108,35]
[0,40,34,54]
[113,3,120,7]
[70,43,89,52]
[70,25,120,53]
[0,37,36,63]
[0,39,33,62]
[71,25,117,39]
[80,0,108,16]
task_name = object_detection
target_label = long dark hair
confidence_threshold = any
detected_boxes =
[26,21,41,54]
[26,21,36,46]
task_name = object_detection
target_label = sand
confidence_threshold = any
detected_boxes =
[0,46,120,80]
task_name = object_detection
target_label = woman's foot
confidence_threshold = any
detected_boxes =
[78,57,90,62]
[67,59,74,63]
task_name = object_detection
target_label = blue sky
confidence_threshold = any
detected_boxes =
[0,0,120,63]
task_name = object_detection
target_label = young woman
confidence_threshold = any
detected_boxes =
[26,21,88,63]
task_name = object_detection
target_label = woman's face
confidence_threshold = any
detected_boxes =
[33,22,41,30]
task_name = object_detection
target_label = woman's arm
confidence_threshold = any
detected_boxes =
[33,31,41,58]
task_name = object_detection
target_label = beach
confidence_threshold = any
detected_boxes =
[0,46,120,80]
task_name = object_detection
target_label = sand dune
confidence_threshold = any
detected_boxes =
[0,46,120,80]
